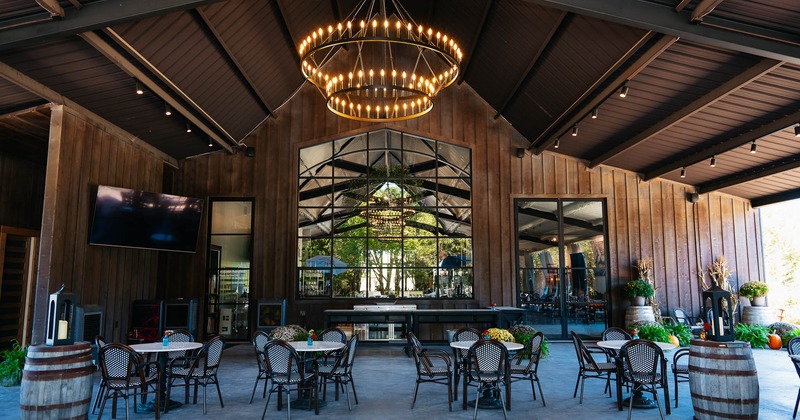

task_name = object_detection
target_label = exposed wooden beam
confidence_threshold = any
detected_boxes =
[531,33,675,153]
[193,9,274,118]
[494,12,568,119]
[690,0,725,22]
[517,207,603,232]
[674,0,693,13]
[83,30,235,152]
[0,61,178,167]
[696,154,800,194]
[273,0,302,68]
[0,0,225,51]
[751,188,800,208]
[35,0,65,18]
[644,108,800,181]
[527,0,800,65]
[457,0,493,84]
[587,58,782,168]
[67,0,83,9]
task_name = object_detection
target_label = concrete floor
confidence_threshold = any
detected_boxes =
[1,341,797,419]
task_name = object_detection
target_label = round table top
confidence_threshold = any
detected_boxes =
[130,341,203,353]
[289,341,346,352]
[449,340,524,351]
[596,340,676,351]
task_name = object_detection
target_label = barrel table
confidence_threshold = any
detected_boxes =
[741,306,776,326]
[689,340,758,420]
[19,342,94,420]
[624,305,655,328]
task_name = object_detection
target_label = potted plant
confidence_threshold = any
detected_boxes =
[623,279,655,306]
[739,281,768,306]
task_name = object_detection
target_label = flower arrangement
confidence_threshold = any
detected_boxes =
[269,325,308,341]
[623,279,655,299]
[507,324,549,357]
[482,328,515,342]
[738,281,768,299]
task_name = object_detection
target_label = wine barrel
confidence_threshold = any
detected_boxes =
[20,342,94,420]
[742,306,776,327]
[689,340,758,420]
[624,305,655,328]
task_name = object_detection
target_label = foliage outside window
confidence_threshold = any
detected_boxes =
[297,129,473,299]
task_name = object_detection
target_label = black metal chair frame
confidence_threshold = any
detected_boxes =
[451,327,480,402]
[619,339,670,420]
[97,342,161,420]
[571,331,617,403]
[165,335,225,414]
[507,331,545,407]
[317,335,359,410]
[671,347,689,408]
[91,335,108,415]
[674,308,704,336]
[407,332,453,412]
[465,339,509,420]
[261,340,318,420]
[788,337,800,418]
[250,331,271,404]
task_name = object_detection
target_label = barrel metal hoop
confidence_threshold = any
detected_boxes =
[692,405,758,419]
[27,343,91,352]
[690,392,759,404]
[688,351,753,360]
[20,397,92,411]
[22,365,95,380]
[689,365,758,376]
[25,353,92,365]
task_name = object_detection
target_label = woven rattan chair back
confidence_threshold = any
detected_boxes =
[602,327,632,341]
[319,327,347,343]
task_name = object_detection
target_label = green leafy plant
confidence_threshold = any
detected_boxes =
[782,329,800,347]
[739,281,769,299]
[623,279,655,299]
[664,323,692,347]
[768,321,798,336]
[0,340,27,387]
[508,324,549,358]
[735,323,770,349]
[631,321,671,343]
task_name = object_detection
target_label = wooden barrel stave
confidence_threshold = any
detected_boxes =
[689,340,759,420]
[624,305,655,328]
[20,342,94,420]
[741,306,776,327]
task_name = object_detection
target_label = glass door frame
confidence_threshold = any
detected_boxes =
[513,197,610,340]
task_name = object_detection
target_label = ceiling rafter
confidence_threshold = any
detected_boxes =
[531,33,676,153]
[690,0,725,22]
[457,0,493,85]
[517,207,603,232]
[192,9,274,118]
[527,0,800,65]
[494,11,569,120]
[751,188,800,208]
[587,57,783,168]
[674,0,693,13]
[273,0,302,69]
[696,154,800,194]
[81,30,235,152]
[0,0,225,51]
[35,0,65,18]
[643,108,800,181]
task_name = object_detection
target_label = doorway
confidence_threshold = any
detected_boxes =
[514,199,609,339]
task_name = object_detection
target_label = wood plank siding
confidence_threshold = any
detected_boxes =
[166,83,763,336]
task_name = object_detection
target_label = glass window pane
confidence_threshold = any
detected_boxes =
[298,269,329,297]
[210,235,251,268]
[211,202,252,234]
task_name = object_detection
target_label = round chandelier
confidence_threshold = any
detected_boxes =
[361,196,416,238]
[298,0,463,122]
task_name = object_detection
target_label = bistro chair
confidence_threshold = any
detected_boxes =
[571,331,617,403]
[673,308,704,336]
[671,348,689,408]
[602,327,632,341]
[465,339,509,420]
[250,330,271,404]
[407,332,453,411]
[508,331,545,407]
[261,340,318,419]
[317,335,359,410]
[165,335,225,414]
[317,327,348,367]
[619,339,670,420]
[451,327,481,401]
[92,335,108,415]
[788,337,800,418]
[97,343,161,420]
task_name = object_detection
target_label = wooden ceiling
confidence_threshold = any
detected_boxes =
[1,0,799,206]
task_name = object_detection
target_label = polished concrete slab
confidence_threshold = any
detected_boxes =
[1,341,796,419]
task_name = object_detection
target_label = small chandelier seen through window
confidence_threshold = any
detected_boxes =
[298,0,463,122]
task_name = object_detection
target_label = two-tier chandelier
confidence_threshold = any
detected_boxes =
[298,0,463,122]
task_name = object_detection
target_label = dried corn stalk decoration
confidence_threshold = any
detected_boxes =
[636,258,663,323]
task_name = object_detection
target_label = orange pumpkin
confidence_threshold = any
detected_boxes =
[768,333,782,350]
[667,335,680,348]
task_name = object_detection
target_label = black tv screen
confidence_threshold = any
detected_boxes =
[89,185,204,252]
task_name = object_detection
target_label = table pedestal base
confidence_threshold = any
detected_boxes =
[622,390,659,409]
[138,398,183,412]
[467,388,504,410]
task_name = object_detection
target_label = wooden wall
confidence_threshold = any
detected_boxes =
[31,105,165,344]
[168,82,762,334]
[0,151,45,230]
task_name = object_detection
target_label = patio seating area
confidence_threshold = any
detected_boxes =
[2,341,797,419]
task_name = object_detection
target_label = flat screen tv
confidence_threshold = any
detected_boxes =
[89,185,204,252]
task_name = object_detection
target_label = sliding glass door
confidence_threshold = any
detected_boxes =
[514,199,608,339]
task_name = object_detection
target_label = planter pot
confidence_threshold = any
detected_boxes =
[751,296,766,307]
[633,296,646,306]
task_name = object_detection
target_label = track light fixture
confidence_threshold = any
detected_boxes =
[619,84,629,98]
[186,122,192,133]
[571,125,578,136]
[208,138,213,147]
[554,138,560,149]
[164,103,172,116]
[591,108,599,119]
[710,155,716,167]
[795,124,800,137]
[750,141,757,154]
[135,81,144,95]
[680,167,686,178]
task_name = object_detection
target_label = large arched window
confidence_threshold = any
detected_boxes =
[297,129,472,299]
